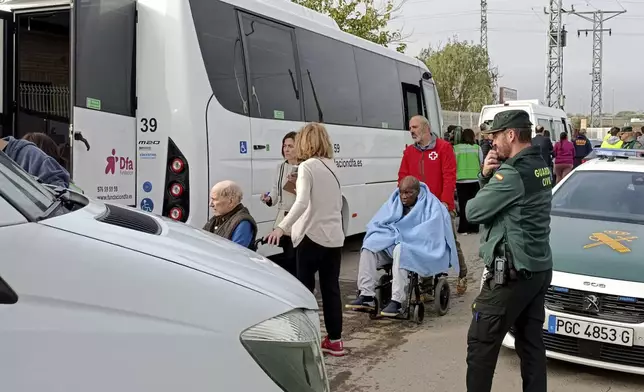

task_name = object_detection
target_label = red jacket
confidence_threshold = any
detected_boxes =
[398,138,457,211]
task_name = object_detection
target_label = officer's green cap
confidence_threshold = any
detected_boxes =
[623,126,633,132]
[482,110,533,134]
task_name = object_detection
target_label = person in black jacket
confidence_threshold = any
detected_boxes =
[532,126,553,169]
[479,123,493,159]
[573,128,593,168]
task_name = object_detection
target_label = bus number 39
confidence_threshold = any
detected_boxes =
[140,118,157,132]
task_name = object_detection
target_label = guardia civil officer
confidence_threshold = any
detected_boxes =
[464,110,553,392]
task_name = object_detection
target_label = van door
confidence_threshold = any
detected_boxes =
[71,0,136,205]
[0,11,14,138]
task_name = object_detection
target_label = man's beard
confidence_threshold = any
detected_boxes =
[496,146,508,160]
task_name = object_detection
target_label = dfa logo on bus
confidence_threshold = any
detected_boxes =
[105,148,134,176]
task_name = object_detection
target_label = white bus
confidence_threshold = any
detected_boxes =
[0,0,443,253]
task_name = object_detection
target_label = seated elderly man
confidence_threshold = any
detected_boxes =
[346,176,458,317]
[203,180,258,249]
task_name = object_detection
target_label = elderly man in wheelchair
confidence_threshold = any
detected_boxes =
[346,176,459,319]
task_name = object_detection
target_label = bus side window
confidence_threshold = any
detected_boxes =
[398,62,422,129]
[402,83,422,127]
[353,47,403,130]
[75,0,136,116]
[240,14,302,122]
[189,0,249,116]
[421,81,441,137]
[295,28,361,125]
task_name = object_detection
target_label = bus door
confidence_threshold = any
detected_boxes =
[0,10,14,138]
[421,78,443,137]
[71,0,137,205]
[239,12,302,228]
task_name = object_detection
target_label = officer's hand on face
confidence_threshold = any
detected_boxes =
[482,150,501,177]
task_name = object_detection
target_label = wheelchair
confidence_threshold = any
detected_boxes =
[356,263,451,324]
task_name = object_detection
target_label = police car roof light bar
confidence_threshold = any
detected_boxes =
[594,148,644,160]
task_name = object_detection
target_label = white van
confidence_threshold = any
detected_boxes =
[479,100,574,142]
[0,153,328,391]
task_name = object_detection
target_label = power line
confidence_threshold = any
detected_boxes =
[409,27,644,37]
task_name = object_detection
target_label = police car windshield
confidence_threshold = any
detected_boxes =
[0,152,56,219]
[552,170,644,224]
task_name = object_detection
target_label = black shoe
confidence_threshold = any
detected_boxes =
[346,295,376,311]
[381,301,403,317]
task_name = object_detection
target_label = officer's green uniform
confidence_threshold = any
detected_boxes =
[621,126,644,150]
[464,110,553,392]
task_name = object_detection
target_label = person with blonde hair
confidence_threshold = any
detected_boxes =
[265,122,346,357]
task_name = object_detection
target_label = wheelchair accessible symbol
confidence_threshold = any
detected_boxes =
[140,198,154,212]
[240,141,248,154]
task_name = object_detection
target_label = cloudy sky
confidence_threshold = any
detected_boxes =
[389,0,643,114]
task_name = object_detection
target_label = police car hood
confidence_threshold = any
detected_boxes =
[41,201,318,310]
[550,215,644,284]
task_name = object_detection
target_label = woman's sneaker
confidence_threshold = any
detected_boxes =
[380,301,402,317]
[345,295,375,311]
[321,336,346,357]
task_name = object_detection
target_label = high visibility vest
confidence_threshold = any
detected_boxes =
[600,139,623,149]
[454,144,480,181]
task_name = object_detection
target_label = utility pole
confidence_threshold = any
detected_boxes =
[572,9,626,128]
[480,0,497,103]
[481,0,487,50]
[481,0,498,103]
[544,0,568,110]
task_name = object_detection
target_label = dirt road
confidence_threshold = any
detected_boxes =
[322,234,643,392]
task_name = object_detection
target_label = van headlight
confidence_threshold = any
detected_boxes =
[241,309,329,392]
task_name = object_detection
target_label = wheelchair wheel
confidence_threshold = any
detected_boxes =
[412,303,425,324]
[368,297,380,320]
[433,277,450,316]
[375,274,392,311]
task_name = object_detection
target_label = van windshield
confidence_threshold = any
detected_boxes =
[0,152,55,219]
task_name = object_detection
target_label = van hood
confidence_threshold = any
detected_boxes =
[41,201,318,310]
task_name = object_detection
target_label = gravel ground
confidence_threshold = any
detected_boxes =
[316,233,644,392]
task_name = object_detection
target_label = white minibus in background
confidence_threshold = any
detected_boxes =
[479,100,573,142]
[0,0,443,255]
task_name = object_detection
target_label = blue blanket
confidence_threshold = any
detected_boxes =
[362,183,459,277]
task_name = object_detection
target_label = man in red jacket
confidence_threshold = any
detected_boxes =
[398,115,467,294]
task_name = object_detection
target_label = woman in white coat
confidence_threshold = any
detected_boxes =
[260,131,298,276]
[265,123,345,357]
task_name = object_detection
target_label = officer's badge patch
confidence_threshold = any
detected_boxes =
[495,173,504,181]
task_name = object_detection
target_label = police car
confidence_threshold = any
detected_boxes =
[498,149,644,375]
